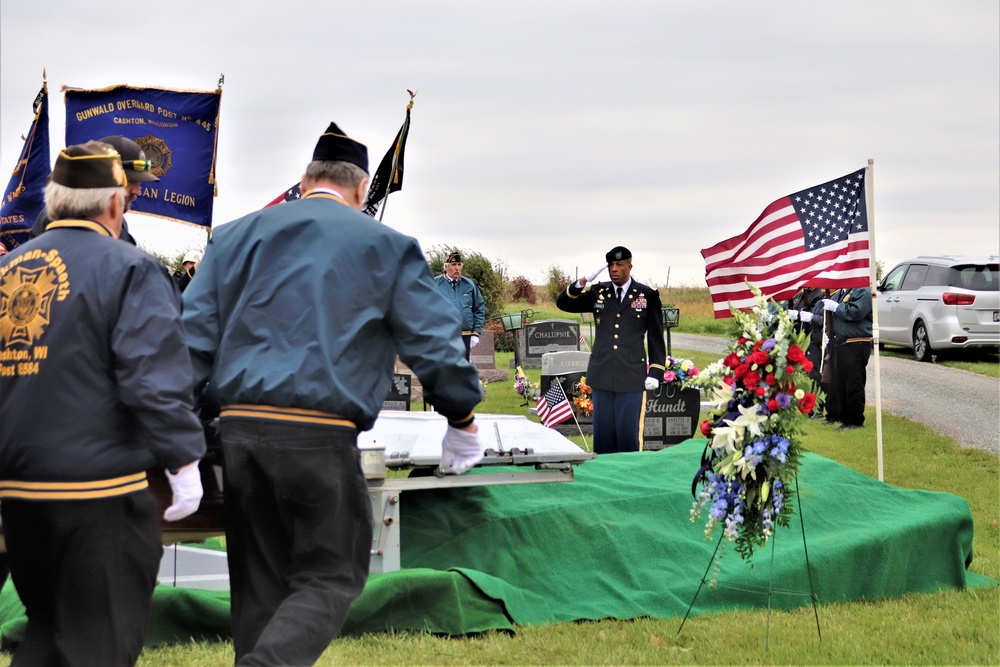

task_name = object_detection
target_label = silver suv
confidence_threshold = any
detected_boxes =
[876,255,999,361]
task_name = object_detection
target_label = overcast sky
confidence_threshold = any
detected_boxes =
[2,1,998,288]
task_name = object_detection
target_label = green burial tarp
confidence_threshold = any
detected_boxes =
[0,439,994,647]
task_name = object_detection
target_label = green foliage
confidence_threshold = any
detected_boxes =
[425,245,504,319]
[544,264,571,302]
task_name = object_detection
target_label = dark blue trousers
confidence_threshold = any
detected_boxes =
[591,388,645,454]
[221,420,373,666]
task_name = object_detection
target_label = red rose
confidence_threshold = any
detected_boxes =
[723,376,735,386]
[700,419,714,436]
[743,371,761,389]
[753,340,765,351]
[768,399,779,411]
[749,350,770,366]
[723,352,741,369]
[802,359,814,373]
[799,392,817,413]
[734,363,750,379]
[786,345,806,364]
[737,337,748,345]
[786,365,795,375]
[756,387,767,397]
[765,373,776,386]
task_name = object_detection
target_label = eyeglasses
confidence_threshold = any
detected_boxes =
[121,159,153,172]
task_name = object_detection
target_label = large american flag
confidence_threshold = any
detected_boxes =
[536,382,574,428]
[701,168,871,318]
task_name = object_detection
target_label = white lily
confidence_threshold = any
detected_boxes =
[732,402,767,440]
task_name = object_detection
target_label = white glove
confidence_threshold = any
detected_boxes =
[164,462,204,522]
[822,298,839,312]
[786,309,800,321]
[470,335,480,348]
[440,425,484,475]
[586,264,607,283]
[644,377,659,391]
[799,311,814,323]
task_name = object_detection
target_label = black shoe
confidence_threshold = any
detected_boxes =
[838,424,862,431]
[823,419,839,426]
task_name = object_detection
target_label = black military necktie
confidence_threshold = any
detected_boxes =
[616,287,622,302]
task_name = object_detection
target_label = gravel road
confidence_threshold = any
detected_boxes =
[670,333,1000,456]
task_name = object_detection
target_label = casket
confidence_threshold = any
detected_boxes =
[148,450,227,544]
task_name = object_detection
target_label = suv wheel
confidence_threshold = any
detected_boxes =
[912,321,933,362]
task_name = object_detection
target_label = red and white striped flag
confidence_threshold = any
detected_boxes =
[701,168,870,318]
[536,382,574,428]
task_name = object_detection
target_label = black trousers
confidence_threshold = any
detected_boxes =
[221,420,373,666]
[461,333,473,361]
[832,341,872,427]
[1,492,162,667]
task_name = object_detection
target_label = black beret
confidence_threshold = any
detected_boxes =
[51,141,128,189]
[313,122,369,173]
[606,246,632,263]
[446,252,462,264]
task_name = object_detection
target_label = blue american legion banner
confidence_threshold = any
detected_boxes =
[64,84,222,229]
[1,84,50,252]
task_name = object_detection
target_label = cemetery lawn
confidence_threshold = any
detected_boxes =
[124,349,1000,667]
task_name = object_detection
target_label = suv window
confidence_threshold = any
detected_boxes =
[923,265,949,287]
[949,263,999,291]
[900,264,928,290]
[882,264,907,291]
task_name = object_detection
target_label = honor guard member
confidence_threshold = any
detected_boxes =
[434,251,486,360]
[0,141,205,666]
[29,135,160,245]
[182,122,485,666]
[820,287,873,430]
[556,246,666,454]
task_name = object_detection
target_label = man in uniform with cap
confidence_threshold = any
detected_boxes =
[182,122,484,666]
[556,246,666,454]
[29,135,161,245]
[434,251,486,360]
[0,141,206,666]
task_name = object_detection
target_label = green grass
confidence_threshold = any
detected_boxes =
[122,349,1000,667]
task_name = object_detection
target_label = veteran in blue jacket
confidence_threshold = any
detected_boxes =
[433,251,486,360]
[182,122,484,666]
[0,141,205,666]
[556,246,666,454]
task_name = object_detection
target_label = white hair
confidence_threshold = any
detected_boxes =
[44,181,125,221]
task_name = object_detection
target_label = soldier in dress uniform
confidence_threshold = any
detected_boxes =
[556,246,666,453]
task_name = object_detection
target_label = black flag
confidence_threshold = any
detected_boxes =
[362,96,413,218]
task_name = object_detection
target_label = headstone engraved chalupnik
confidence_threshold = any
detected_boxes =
[520,319,580,369]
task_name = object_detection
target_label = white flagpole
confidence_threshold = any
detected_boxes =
[555,378,590,451]
[866,158,884,482]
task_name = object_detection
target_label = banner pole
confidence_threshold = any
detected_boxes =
[377,90,416,223]
[866,159,884,482]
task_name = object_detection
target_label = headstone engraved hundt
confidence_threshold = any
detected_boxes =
[643,384,700,451]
